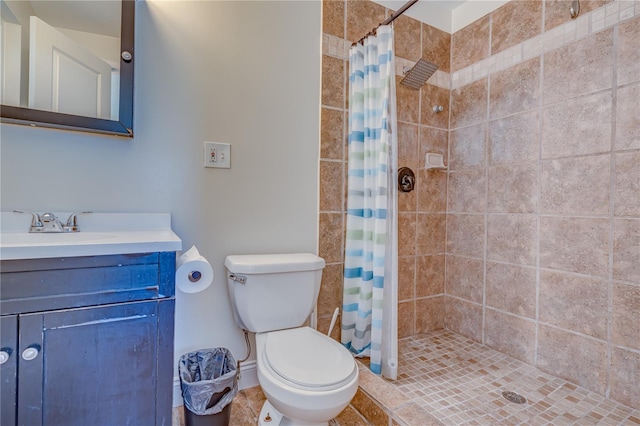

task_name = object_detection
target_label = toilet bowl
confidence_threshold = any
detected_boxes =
[225,253,359,425]
[255,327,358,425]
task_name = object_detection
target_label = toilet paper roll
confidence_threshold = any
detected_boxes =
[176,246,213,293]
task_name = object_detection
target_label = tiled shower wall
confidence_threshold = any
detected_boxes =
[445,0,639,409]
[319,0,639,410]
[319,0,451,341]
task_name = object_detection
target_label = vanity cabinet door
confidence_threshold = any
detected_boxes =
[18,301,161,426]
[0,315,18,426]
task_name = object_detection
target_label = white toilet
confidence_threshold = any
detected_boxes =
[225,253,358,426]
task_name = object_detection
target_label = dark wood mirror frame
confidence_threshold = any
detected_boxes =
[0,0,135,137]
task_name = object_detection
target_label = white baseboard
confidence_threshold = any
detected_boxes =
[173,360,259,407]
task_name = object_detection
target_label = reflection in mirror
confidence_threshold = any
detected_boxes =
[0,0,134,136]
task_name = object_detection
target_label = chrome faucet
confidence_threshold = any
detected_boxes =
[14,210,92,233]
[64,212,92,232]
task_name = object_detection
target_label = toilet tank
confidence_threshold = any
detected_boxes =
[225,253,325,333]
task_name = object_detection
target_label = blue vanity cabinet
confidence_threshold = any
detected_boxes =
[1,314,18,425]
[0,252,176,426]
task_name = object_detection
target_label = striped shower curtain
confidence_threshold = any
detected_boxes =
[342,25,398,379]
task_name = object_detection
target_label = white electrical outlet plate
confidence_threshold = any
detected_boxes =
[204,142,231,169]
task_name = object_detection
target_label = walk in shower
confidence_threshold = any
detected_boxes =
[320,0,640,422]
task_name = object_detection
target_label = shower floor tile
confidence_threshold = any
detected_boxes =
[392,330,639,425]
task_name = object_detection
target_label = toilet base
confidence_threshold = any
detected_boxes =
[258,400,328,426]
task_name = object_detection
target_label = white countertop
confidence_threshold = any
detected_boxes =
[0,212,182,260]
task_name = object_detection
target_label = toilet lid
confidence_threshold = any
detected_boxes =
[264,327,356,389]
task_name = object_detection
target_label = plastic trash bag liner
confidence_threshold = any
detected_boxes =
[179,348,239,415]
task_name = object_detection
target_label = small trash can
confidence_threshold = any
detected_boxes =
[179,348,239,426]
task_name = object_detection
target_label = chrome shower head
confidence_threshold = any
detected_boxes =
[400,59,439,90]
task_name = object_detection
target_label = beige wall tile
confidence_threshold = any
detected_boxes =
[610,347,640,409]
[317,314,341,341]
[417,170,447,213]
[446,214,485,258]
[398,256,416,301]
[322,55,345,108]
[539,217,610,276]
[323,0,345,38]
[488,162,538,214]
[318,262,345,317]
[398,174,417,212]
[541,91,613,159]
[416,296,445,333]
[484,308,537,364]
[319,212,343,263]
[420,84,450,129]
[416,254,445,297]
[398,300,415,338]
[398,123,419,212]
[320,160,344,212]
[449,123,487,170]
[321,108,345,160]
[617,16,640,86]
[491,0,542,55]
[539,270,609,339]
[444,296,483,342]
[490,58,541,120]
[543,29,613,105]
[419,127,448,161]
[614,151,640,217]
[345,0,386,44]
[397,76,420,124]
[613,219,640,283]
[422,24,451,73]
[615,82,640,151]
[445,255,484,304]
[612,283,640,349]
[398,213,417,256]
[486,262,536,318]
[540,155,611,216]
[416,213,446,255]
[398,122,419,162]
[448,169,487,213]
[487,214,537,266]
[489,110,540,165]
[394,14,421,61]
[537,325,608,394]
[451,15,490,72]
[544,0,611,31]
[451,78,488,129]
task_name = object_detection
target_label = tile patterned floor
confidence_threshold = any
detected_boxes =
[393,330,640,425]
[174,330,640,425]
[173,385,267,425]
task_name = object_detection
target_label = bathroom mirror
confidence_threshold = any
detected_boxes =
[0,0,134,137]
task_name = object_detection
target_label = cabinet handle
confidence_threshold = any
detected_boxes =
[21,347,39,361]
[0,350,9,364]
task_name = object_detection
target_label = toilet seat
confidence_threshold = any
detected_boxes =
[262,327,357,391]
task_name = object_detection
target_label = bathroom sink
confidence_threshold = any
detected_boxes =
[1,232,119,245]
[0,212,182,260]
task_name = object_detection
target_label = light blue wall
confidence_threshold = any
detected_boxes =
[1,0,322,384]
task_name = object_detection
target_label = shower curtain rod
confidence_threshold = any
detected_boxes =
[353,0,419,46]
